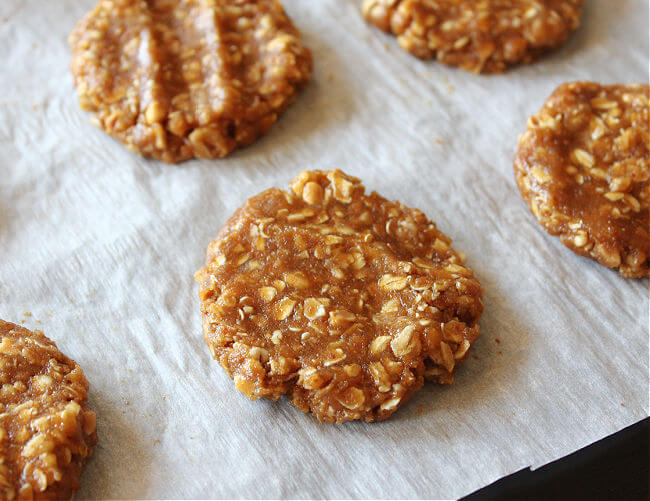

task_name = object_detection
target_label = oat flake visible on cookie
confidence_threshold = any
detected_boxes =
[196,170,483,423]
[362,0,584,73]
[69,0,312,163]
[514,82,649,278]
[0,320,97,500]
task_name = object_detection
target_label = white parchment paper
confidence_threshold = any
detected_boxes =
[1,0,648,498]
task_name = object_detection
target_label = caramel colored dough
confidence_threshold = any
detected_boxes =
[362,0,584,73]
[515,82,649,278]
[70,0,312,162]
[0,320,97,500]
[197,170,483,423]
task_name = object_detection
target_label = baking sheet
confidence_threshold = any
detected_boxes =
[0,0,648,498]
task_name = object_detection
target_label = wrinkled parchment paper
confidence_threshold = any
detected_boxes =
[1,0,648,498]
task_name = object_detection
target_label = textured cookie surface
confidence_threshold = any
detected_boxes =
[196,170,483,423]
[514,82,649,278]
[362,0,584,73]
[0,320,97,500]
[69,0,312,163]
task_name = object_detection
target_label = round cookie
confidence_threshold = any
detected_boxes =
[0,320,97,500]
[514,82,649,278]
[361,0,585,73]
[196,170,483,423]
[69,0,312,163]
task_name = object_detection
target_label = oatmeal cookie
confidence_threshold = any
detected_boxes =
[0,320,97,500]
[362,0,584,73]
[69,0,312,163]
[196,170,483,423]
[514,82,649,278]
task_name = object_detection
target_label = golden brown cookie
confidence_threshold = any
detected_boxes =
[196,170,483,423]
[0,320,97,500]
[361,0,584,73]
[514,82,649,278]
[69,0,312,163]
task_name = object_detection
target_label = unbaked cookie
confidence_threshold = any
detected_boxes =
[514,82,649,278]
[362,0,584,73]
[69,0,312,163]
[196,170,483,423]
[0,320,97,500]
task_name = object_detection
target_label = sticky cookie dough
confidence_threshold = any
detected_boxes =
[0,320,97,500]
[362,0,585,73]
[69,0,312,163]
[196,170,483,423]
[514,82,649,278]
